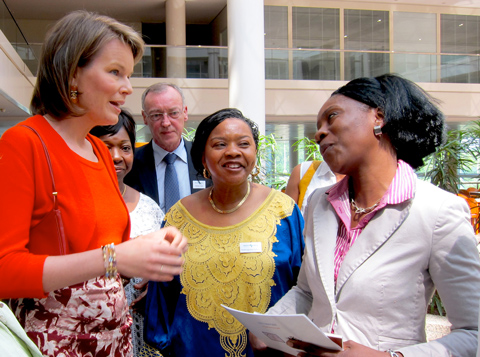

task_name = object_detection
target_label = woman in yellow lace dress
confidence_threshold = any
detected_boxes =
[143,108,305,357]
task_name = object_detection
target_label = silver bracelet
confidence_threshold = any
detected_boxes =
[386,350,400,357]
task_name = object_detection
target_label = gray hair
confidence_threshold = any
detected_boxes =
[141,82,185,110]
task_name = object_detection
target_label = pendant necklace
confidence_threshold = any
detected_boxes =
[350,198,380,215]
[349,180,381,215]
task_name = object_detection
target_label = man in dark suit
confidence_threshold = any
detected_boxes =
[125,83,211,213]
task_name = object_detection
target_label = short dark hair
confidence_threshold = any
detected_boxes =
[90,109,136,149]
[332,73,445,169]
[191,108,260,176]
[31,10,144,119]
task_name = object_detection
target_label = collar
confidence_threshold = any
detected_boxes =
[316,161,336,178]
[152,138,188,167]
[326,160,416,206]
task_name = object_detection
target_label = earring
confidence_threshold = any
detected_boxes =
[373,125,382,136]
[203,167,211,179]
[250,164,260,178]
[70,86,78,104]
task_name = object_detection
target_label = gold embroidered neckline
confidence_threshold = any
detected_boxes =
[174,189,276,230]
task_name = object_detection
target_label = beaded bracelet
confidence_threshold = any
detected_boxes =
[102,243,117,279]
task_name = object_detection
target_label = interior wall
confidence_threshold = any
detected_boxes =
[211,5,227,46]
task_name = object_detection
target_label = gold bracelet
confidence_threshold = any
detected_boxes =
[102,243,117,279]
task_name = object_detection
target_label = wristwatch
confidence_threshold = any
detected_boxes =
[386,350,401,357]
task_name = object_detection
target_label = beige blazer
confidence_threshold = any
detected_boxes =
[268,178,480,356]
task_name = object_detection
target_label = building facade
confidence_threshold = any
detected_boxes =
[1,0,480,172]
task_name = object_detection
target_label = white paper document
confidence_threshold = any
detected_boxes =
[221,305,343,355]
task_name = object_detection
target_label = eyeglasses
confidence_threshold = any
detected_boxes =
[146,110,182,121]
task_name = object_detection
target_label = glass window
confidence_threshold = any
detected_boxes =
[394,12,436,52]
[441,14,480,54]
[293,7,339,49]
[393,12,437,82]
[344,9,389,51]
[441,14,480,83]
[344,9,389,80]
[293,50,340,80]
[264,6,288,48]
[265,6,288,79]
[344,52,390,80]
[292,7,340,80]
[265,49,289,79]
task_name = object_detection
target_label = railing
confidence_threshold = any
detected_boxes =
[142,45,480,83]
[265,48,480,83]
[6,38,480,84]
[0,0,38,74]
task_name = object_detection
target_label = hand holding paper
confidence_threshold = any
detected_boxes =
[221,305,343,355]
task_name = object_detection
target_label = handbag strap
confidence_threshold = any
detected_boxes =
[21,124,66,254]
[21,125,59,210]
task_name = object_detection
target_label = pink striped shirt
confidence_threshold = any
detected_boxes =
[326,160,416,282]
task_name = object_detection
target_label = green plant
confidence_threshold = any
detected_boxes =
[422,128,477,194]
[255,134,289,190]
[292,137,322,161]
[429,291,445,316]
[182,127,196,141]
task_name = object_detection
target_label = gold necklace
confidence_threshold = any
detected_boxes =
[121,184,127,197]
[350,198,380,215]
[209,183,251,214]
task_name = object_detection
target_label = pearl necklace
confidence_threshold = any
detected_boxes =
[350,198,380,215]
[209,183,251,214]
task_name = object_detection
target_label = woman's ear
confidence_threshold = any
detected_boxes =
[71,66,80,88]
[374,108,385,128]
[373,108,385,137]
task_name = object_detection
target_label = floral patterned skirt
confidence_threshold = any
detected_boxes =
[9,275,132,357]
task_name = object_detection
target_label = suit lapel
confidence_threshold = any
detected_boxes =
[335,199,413,295]
[140,142,159,204]
[185,140,196,193]
[312,193,340,313]
[185,140,211,192]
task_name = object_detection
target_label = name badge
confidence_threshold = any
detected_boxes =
[193,180,206,189]
[240,242,262,253]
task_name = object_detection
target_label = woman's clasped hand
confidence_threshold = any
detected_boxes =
[116,226,187,281]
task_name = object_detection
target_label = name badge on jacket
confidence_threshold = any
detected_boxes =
[193,180,206,189]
